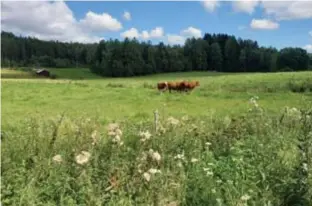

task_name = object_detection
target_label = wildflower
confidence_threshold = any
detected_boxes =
[166,201,178,206]
[191,158,199,163]
[177,162,183,167]
[112,135,121,143]
[208,163,214,166]
[107,123,119,132]
[174,153,185,161]
[182,115,189,121]
[91,130,99,145]
[241,194,251,201]
[224,116,232,127]
[52,154,63,163]
[143,172,151,182]
[211,188,216,194]
[167,117,180,126]
[216,198,222,205]
[148,168,161,174]
[216,179,222,184]
[139,130,152,142]
[108,131,116,136]
[75,151,91,165]
[115,128,123,136]
[205,142,212,146]
[203,168,210,172]
[303,163,308,172]
[227,180,233,184]
[204,168,214,176]
[149,149,161,162]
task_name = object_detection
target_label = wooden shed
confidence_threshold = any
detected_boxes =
[35,69,50,77]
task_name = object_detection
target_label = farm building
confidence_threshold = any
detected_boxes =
[35,69,50,77]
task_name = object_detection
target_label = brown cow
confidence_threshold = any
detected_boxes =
[157,82,168,92]
[183,80,200,92]
[168,81,185,93]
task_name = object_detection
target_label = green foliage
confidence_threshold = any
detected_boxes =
[2,105,312,205]
[2,31,311,78]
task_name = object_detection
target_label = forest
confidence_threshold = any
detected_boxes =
[1,31,311,77]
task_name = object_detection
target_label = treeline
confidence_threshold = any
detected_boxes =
[1,31,97,68]
[1,31,311,77]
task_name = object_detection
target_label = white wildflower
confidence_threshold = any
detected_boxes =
[205,142,212,146]
[216,198,222,205]
[138,169,143,174]
[211,188,216,194]
[91,130,99,145]
[208,163,214,166]
[241,194,251,201]
[113,135,121,143]
[174,153,185,161]
[148,168,161,174]
[139,130,152,142]
[206,171,214,176]
[303,163,308,171]
[167,117,180,126]
[107,123,119,132]
[227,180,233,185]
[143,172,151,182]
[182,115,189,121]
[191,158,199,163]
[115,128,123,136]
[52,154,63,163]
[149,150,161,162]
[216,179,222,184]
[75,151,91,165]
[224,116,232,127]
[203,168,211,172]
[177,162,183,167]
[108,131,116,136]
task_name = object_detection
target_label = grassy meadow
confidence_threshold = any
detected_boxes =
[1,68,312,205]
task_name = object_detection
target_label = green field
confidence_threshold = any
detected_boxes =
[1,68,312,205]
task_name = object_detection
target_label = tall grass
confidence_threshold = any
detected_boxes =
[2,100,311,205]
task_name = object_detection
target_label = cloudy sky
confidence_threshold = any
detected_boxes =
[1,1,312,52]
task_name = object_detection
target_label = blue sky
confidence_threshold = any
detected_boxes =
[1,1,312,52]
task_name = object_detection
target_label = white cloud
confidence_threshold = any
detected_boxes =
[141,30,150,40]
[232,0,259,14]
[149,27,164,38]
[121,27,164,40]
[167,34,185,45]
[181,27,202,38]
[0,1,123,43]
[79,11,122,32]
[304,45,312,53]
[120,28,140,39]
[261,1,312,21]
[123,11,131,21]
[250,19,279,30]
[201,0,220,12]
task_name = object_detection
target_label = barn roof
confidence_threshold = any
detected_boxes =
[36,69,49,73]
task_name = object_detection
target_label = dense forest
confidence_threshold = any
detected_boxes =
[1,31,311,77]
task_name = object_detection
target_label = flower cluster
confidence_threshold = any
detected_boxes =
[75,151,91,165]
[139,130,152,142]
[107,123,123,146]
[167,116,180,126]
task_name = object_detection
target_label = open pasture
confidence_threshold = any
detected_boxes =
[2,69,312,126]
[1,68,312,205]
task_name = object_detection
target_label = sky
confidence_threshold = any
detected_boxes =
[1,0,312,52]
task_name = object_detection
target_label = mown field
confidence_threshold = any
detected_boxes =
[1,68,312,205]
